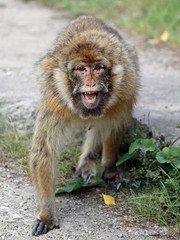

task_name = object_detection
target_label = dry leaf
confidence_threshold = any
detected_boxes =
[160,31,169,42]
[102,194,115,205]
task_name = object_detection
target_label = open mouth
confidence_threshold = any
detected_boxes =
[82,91,99,108]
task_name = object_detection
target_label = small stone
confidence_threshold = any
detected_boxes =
[116,226,121,229]
[119,233,124,238]
[148,230,160,236]
[154,225,159,230]
[11,213,23,219]
[4,219,16,223]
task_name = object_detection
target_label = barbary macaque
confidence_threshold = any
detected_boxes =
[30,16,139,236]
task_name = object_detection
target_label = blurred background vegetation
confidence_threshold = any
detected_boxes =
[37,0,180,45]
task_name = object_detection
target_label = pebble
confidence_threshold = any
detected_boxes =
[0,210,8,215]
[148,230,160,236]
[11,213,23,219]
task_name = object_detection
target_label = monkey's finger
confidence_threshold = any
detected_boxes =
[36,222,48,236]
[32,220,49,236]
[84,174,95,185]
[32,220,39,236]
[42,224,49,234]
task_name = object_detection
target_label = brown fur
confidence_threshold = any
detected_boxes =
[30,16,139,236]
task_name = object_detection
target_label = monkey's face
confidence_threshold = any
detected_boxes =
[68,60,112,118]
[52,40,125,119]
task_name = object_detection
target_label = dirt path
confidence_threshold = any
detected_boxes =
[0,0,180,239]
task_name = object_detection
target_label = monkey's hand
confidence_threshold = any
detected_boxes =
[32,219,59,236]
[75,161,97,184]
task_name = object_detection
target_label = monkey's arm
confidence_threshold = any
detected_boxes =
[29,108,70,236]
[75,126,102,184]
[75,125,124,183]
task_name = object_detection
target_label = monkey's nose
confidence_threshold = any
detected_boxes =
[86,82,96,88]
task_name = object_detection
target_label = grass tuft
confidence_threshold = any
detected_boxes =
[57,138,81,186]
[0,121,31,161]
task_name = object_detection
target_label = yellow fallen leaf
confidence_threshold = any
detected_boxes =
[160,31,169,42]
[102,194,115,205]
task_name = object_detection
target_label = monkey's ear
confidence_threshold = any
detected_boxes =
[126,45,139,71]
[37,54,57,76]
[37,56,49,72]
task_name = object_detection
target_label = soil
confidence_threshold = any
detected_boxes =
[0,0,180,239]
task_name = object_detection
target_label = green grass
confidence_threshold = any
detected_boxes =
[0,121,31,160]
[115,121,180,229]
[129,177,180,227]
[38,0,180,45]
[0,120,32,173]
[57,139,81,186]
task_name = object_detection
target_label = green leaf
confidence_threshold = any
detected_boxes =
[55,166,105,195]
[55,177,84,194]
[156,146,180,169]
[176,123,180,128]
[116,151,139,166]
[129,138,156,154]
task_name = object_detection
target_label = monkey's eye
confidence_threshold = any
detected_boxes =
[74,65,86,72]
[93,64,105,71]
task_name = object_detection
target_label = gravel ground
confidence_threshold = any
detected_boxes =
[0,167,174,240]
[0,0,180,239]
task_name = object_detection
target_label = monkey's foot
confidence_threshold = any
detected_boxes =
[103,166,119,179]
[75,161,97,184]
[32,219,59,236]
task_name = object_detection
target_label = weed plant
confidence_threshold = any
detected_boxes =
[116,120,180,227]
[0,120,31,163]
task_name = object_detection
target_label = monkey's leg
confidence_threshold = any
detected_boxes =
[101,130,123,179]
[75,127,101,184]
[30,120,60,236]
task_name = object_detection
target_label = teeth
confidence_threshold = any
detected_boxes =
[85,95,96,101]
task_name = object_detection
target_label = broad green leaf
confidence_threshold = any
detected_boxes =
[55,177,84,194]
[102,194,115,205]
[116,151,139,166]
[176,123,180,128]
[129,138,156,154]
[156,146,180,169]
[55,166,105,195]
